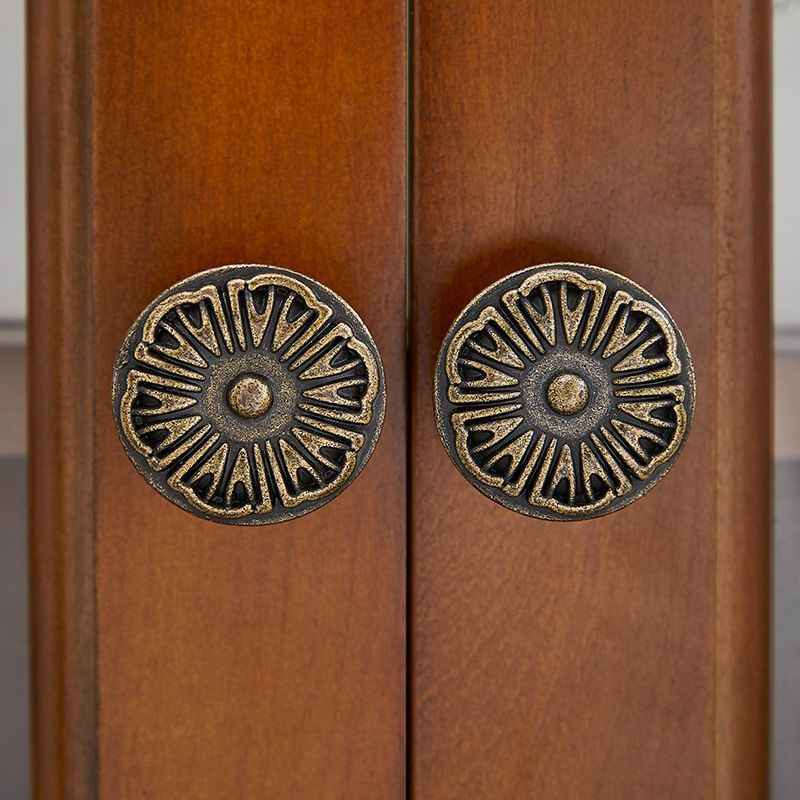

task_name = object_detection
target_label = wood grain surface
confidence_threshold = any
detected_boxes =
[30,2,407,798]
[410,1,770,797]
[29,1,97,797]
[30,0,771,796]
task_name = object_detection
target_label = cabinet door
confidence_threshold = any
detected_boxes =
[28,2,406,797]
[411,1,770,797]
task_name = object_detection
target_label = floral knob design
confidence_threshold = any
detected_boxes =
[112,264,384,524]
[434,263,695,521]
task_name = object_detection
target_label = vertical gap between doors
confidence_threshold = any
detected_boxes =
[405,0,414,796]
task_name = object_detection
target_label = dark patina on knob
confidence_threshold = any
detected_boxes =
[434,263,695,521]
[112,264,385,524]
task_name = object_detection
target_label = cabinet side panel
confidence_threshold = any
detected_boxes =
[28,0,98,796]
[713,0,771,794]
[410,1,769,797]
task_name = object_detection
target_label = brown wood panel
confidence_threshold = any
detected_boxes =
[410,1,770,797]
[29,1,97,797]
[30,2,407,798]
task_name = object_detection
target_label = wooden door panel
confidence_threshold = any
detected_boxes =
[411,1,770,797]
[30,2,406,798]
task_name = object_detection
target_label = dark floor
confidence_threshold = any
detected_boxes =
[0,457,28,799]
[774,460,800,799]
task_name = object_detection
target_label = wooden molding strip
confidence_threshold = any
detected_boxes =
[28,0,98,796]
[713,0,771,795]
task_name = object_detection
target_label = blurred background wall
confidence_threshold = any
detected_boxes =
[773,5,800,798]
[0,0,24,327]
[0,3,27,799]
[775,1,800,339]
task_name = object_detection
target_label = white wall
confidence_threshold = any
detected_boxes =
[0,0,24,321]
[775,1,800,330]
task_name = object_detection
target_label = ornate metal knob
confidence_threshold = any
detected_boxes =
[434,263,695,521]
[112,264,385,524]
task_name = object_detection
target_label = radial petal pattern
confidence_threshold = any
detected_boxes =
[113,265,384,524]
[434,263,695,521]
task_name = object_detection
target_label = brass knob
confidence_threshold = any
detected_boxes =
[434,263,695,521]
[112,264,385,524]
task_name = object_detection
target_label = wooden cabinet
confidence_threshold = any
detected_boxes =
[29,1,770,797]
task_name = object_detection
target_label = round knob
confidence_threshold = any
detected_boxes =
[434,263,695,521]
[112,264,385,525]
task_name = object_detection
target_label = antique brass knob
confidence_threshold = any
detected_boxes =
[112,264,385,524]
[434,263,695,521]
